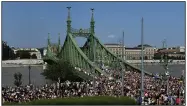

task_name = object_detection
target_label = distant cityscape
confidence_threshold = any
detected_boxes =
[104,43,185,60]
[2,41,185,61]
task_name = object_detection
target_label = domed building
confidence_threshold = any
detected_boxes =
[135,44,156,60]
[136,44,153,48]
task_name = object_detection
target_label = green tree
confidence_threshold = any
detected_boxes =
[2,41,16,60]
[17,51,31,59]
[14,72,22,87]
[153,53,161,60]
[31,54,37,59]
[42,59,83,82]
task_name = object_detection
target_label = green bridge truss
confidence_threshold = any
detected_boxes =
[43,7,153,80]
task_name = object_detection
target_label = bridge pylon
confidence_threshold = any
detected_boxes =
[43,7,153,81]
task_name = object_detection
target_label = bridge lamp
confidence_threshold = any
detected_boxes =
[28,65,31,85]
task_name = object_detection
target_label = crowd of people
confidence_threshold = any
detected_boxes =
[2,67,185,105]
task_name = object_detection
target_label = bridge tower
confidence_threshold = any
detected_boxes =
[43,7,154,81]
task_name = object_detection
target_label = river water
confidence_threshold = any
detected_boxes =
[2,64,185,87]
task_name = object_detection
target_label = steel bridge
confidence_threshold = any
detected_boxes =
[43,7,153,81]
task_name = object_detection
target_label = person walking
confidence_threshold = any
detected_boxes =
[176,96,181,105]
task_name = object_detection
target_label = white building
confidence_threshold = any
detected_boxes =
[13,48,42,59]
[104,43,155,60]
[43,48,47,56]
[178,46,185,53]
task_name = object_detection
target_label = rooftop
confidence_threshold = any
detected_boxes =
[126,47,142,50]
[104,43,120,45]
[136,44,152,48]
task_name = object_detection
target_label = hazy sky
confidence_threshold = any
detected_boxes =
[2,2,185,48]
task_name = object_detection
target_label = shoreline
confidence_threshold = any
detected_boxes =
[2,64,43,68]
[2,63,185,68]
[2,59,185,68]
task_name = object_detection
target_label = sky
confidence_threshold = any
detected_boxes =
[2,1,185,48]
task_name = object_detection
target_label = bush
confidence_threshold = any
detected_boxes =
[42,59,83,82]
[14,72,22,87]
[4,96,137,105]
[16,51,31,59]
[31,54,37,59]
[2,41,16,60]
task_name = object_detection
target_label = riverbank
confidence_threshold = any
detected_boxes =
[2,61,185,68]
[132,62,185,65]
[2,64,184,87]
[2,59,43,65]
[2,64,43,67]
[2,59,185,65]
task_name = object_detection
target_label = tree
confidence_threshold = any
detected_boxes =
[2,41,16,60]
[42,59,83,82]
[31,54,37,59]
[17,51,31,59]
[14,72,22,87]
[170,59,173,63]
[145,56,148,60]
[171,56,175,60]
[153,53,161,60]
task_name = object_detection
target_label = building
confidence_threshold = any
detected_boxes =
[49,43,59,55]
[104,43,155,60]
[30,50,42,59]
[158,46,185,53]
[43,48,47,56]
[156,46,185,59]
[104,43,125,56]
[13,48,42,59]
[136,44,156,60]
[125,47,143,60]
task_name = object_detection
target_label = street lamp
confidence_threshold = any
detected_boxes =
[92,32,96,95]
[140,17,145,104]
[160,39,169,95]
[121,31,125,96]
[28,65,31,85]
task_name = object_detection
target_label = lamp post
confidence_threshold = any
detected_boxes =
[92,34,96,95]
[160,39,169,95]
[140,17,145,105]
[121,31,125,96]
[28,65,31,85]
